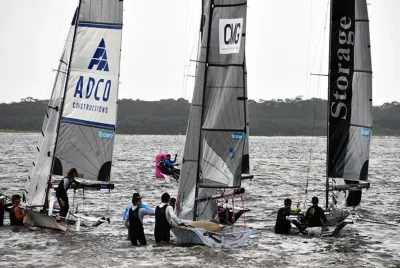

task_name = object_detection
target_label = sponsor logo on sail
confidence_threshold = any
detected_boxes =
[73,38,112,113]
[361,128,371,137]
[88,39,109,72]
[231,133,244,140]
[98,130,114,139]
[219,18,243,54]
[330,16,355,120]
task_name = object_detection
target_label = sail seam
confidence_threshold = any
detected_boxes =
[214,3,247,8]
[201,128,245,132]
[330,123,372,129]
[208,63,243,68]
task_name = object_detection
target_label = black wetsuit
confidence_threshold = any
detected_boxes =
[154,204,171,243]
[55,177,79,218]
[304,205,327,227]
[274,207,291,234]
[129,207,146,246]
[218,207,244,225]
[9,206,24,226]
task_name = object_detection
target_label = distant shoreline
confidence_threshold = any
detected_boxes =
[0,130,398,137]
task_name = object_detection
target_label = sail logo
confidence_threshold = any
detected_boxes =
[88,39,109,72]
[231,133,244,140]
[219,18,243,54]
[73,39,113,103]
[330,16,355,120]
[361,128,371,137]
[98,130,114,139]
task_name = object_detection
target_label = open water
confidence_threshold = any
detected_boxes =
[0,133,399,268]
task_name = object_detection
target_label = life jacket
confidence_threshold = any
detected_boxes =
[154,204,170,241]
[129,206,143,233]
[56,177,70,199]
[9,206,24,226]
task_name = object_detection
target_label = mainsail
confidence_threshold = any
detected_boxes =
[176,0,248,221]
[24,0,123,207]
[327,0,372,207]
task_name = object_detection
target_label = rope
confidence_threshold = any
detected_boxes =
[241,194,246,229]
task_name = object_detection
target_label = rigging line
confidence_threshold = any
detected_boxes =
[77,125,102,166]
[201,157,230,181]
[57,123,77,159]
[304,0,331,206]
[90,127,106,163]
[66,139,100,171]
[57,156,97,177]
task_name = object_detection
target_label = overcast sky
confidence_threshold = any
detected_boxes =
[0,0,399,105]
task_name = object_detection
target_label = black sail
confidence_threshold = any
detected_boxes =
[328,0,372,207]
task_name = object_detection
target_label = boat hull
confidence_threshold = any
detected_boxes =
[24,210,67,232]
[171,225,256,248]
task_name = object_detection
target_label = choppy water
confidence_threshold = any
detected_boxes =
[0,133,399,268]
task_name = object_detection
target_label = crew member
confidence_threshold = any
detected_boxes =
[123,196,153,240]
[164,154,180,177]
[154,193,184,243]
[274,198,293,234]
[304,196,327,227]
[217,200,247,225]
[129,193,155,246]
[55,168,81,222]
[9,194,28,226]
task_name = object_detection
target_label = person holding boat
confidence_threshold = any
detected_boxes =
[123,196,153,240]
[55,168,81,223]
[154,193,184,244]
[128,193,155,246]
[9,194,28,226]
[304,196,327,227]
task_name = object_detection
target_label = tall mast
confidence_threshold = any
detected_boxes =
[326,0,333,210]
[45,1,82,210]
[193,0,214,221]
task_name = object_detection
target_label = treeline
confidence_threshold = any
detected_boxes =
[0,97,399,136]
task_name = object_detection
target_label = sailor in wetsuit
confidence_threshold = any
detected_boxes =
[304,196,327,227]
[274,198,293,234]
[129,193,155,246]
[154,193,184,243]
[9,194,28,226]
[163,154,180,177]
[55,168,80,222]
[217,199,248,225]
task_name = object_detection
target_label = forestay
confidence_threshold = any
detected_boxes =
[327,0,372,207]
[176,0,248,221]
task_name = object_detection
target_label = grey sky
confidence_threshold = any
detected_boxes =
[0,0,399,105]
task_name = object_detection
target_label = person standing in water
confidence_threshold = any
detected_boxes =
[55,168,81,222]
[129,193,155,246]
[9,194,28,226]
[154,193,184,244]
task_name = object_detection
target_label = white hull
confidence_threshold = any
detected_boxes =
[288,208,353,237]
[171,225,256,248]
[24,210,67,232]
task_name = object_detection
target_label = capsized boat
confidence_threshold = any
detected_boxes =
[23,0,123,231]
[291,0,372,236]
[172,0,258,248]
